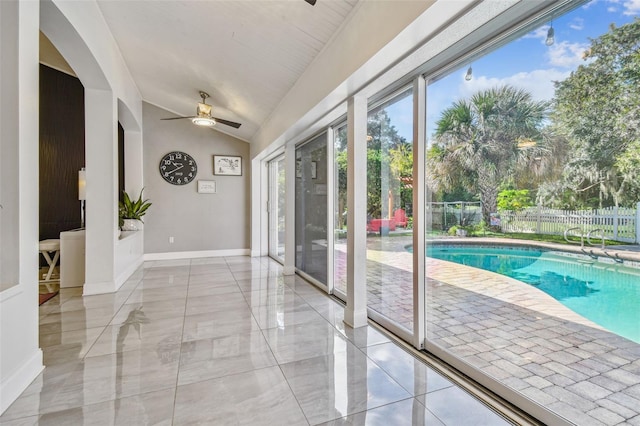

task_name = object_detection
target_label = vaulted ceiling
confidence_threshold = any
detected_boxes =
[95,0,359,142]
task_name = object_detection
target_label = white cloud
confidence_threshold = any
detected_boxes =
[523,26,549,40]
[622,0,640,14]
[457,69,571,102]
[599,0,640,14]
[569,18,585,30]
[582,0,601,10]
[425,68,571,137]
[547,41,590,68]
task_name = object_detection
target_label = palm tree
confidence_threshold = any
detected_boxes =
[432,85,551,224]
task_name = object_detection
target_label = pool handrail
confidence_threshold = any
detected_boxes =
[564,227,584,247]
[586,228,605,249]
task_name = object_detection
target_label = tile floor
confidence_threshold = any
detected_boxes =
[1,256,512,425]
[336,236,640,425]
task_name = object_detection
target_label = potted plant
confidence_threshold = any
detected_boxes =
[119,189,152,231]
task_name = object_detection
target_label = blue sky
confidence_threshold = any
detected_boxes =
[383,0,639,143]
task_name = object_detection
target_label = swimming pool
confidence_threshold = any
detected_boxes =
[426,245,640,343]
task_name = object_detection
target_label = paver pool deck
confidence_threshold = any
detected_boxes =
[334,237,640,425]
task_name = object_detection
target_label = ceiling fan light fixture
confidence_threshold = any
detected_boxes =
[196,102,212,116]
[192,117,216,127]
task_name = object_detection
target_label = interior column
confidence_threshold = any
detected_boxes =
[284,143,296,275]
[83,88,117,295]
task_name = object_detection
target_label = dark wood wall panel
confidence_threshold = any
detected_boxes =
[118,122,125,202]
[39,65,85,240]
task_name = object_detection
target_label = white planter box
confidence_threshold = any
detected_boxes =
[121,219,143,231]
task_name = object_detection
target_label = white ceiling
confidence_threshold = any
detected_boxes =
[96,0,358,142]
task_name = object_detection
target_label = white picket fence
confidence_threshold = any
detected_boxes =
[499,203,640,243]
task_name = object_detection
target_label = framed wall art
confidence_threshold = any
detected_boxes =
[213,155,242,176]
[197,180,217,193]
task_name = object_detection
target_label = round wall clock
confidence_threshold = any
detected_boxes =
[159,151,197,185]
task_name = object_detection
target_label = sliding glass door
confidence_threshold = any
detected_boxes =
[295,133,328,286]
[333,124,348,297]
[366,88,415,336]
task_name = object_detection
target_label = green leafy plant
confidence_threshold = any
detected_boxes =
[119,189,152,227]
[497,189,533,211]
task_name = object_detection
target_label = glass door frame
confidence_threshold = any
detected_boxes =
[267,153,285,263]
[362,79,425,347]
[330,121,347,301]
[294,131,330,293]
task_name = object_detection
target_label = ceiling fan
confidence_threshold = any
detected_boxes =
[161,91,242,129]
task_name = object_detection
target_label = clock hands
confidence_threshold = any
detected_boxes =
[159,152,197,185]
[166,164,184,175]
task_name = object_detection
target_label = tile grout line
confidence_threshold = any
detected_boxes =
[169,258,192,426]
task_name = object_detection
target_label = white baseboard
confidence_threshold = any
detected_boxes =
[144,249,250,261]
[115,256,144,289]
[82,280,117,296]
[0,285,22,303]
[0,349,43,415]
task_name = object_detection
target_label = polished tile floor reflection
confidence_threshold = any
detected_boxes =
[1,256,512,425]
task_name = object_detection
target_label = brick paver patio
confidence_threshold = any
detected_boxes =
[334,236,640,425]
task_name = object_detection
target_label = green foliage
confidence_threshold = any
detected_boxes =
[334,109,414,219]
[431,85,551,223]
[447,225,460,236]
[119,189,152,225]
[389,143,413,213]
[448,220,488,237]
[551,18,640,208]
[497,189,533,211]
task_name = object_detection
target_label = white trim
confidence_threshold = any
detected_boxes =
[283,144,296,276]
[82,280,117,296]
[143,249,250,261]
[412,75,426,349]
[259,159,269,256]
[326,127,335,294]
[344,95,368,329]
[0,285,22,303]
[114,255,144,289]
[0,349,43,414]
[250,158,262,257]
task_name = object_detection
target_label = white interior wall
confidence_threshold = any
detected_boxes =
[1,0,144,413]
[0,0,42,414]
[40,0,144,296]
[0,0,20,293]
[83,88,119,294]
[142,102,250,259]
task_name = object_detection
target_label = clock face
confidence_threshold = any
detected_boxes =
[159,151,197,185]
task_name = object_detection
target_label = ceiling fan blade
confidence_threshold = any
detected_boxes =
[304,0,317,5]
[160,116,196,121]
[212,117,242,129]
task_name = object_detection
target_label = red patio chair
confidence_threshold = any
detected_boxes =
[394,208,408,227]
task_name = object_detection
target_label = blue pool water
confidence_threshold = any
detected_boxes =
[426,245,640,343]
